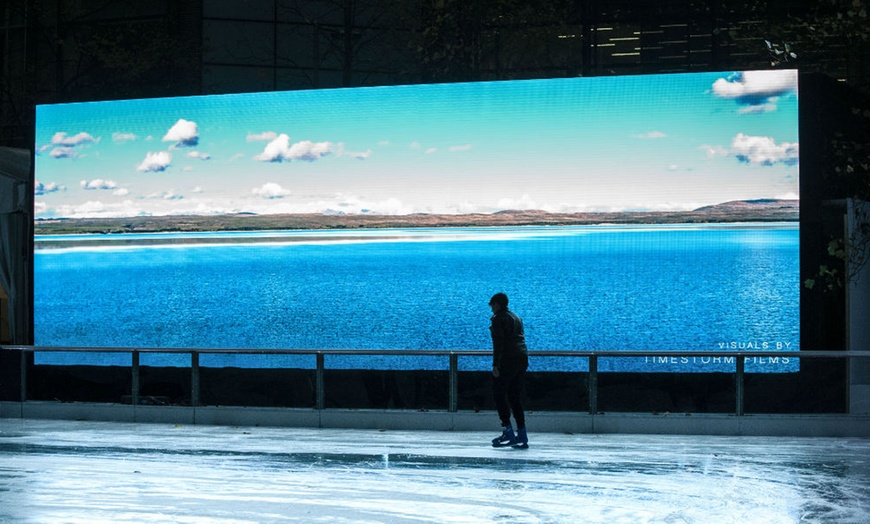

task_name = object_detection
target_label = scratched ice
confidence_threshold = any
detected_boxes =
[1,419,869,523]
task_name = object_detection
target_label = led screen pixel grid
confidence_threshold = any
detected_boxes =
[33,70,800,372]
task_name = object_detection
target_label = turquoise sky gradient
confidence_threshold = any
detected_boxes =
[34,70,799,218]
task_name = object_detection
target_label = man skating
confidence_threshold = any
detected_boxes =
[488,292,529,449]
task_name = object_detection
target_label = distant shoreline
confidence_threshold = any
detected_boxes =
[34,222,799,250]
[35,199,799,237]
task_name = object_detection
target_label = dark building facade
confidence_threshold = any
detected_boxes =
[4,0,866,149]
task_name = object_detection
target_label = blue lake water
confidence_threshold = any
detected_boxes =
[34,224,800,372]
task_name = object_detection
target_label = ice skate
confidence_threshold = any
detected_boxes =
[511,427,529,449]
[491,425,517,447]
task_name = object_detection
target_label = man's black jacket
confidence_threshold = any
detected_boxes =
[490,308,528,371]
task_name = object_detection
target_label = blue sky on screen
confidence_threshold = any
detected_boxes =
[34,70,798,219]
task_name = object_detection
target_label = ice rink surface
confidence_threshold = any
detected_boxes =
[1,418,869,523]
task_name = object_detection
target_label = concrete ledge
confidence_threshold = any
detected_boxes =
[590,412,734,435]
[586,412,870,437]
[134,405,196,425]
[320,409,452,431]
[2,401,868,437]
[850,384,870,415]
[0,402,22,419]
[193,406,320,428]
[19,401,139,423]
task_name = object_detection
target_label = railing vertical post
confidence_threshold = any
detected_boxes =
[736,355,745,416]
[588,354,598,415]
[316,352,325,410]
[449,352,458,413]
[191,351,200,407]
[131,351,140,406]
[19,350,28,402]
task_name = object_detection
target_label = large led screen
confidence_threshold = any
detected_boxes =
[34,70,800,372]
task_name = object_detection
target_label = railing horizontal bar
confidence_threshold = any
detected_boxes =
[3,345,861,417]
[2,345,869,359]
[0,346,486,356]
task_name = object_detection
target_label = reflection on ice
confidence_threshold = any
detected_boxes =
[1,419,868,523]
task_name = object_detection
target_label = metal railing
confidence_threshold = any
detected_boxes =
[2,346,868,415]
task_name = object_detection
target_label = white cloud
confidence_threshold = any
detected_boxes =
[633,131,667,139]
[34,181,62,195]
[288,140,333,162]
[113,188,129,196]
[112,132,137,142]
[80,179,119,190]
[255,134,292,162]
[449,144,473,152]
[496,194,538,210]
[143,190,182,200]
[700,144,730,159]
[365,197,405,215]
[240,193,410,215]
[70,200,111,215]
[247,131,278,142]
[45,131,100,158]
[187,151,211,160]
[738,101,779,115]
[192,186,204,193]
[49,147,79,159]
[137,151,172,172]
[425,147,437,154]
[700,135,798,166]
[713,70,797,99]
[52,199,143,218]
[321,195,406,215]
[731,133,799,166]
[346,149,372,160]
[712,70,797,113]
[254,134,335,163]
[51,131,98,146]
[162,119,199,147]
[252,182,291,199]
